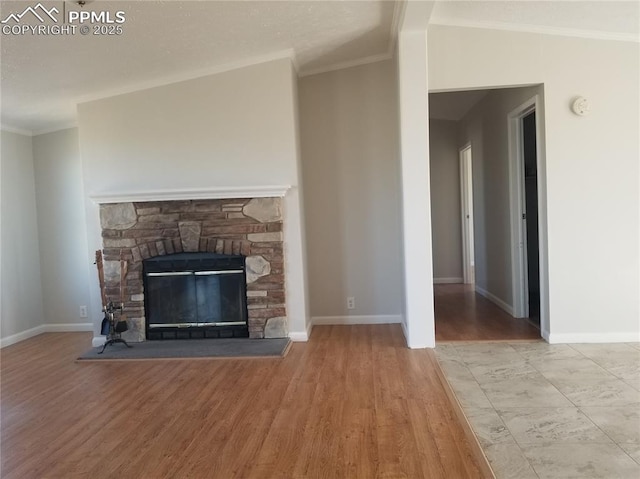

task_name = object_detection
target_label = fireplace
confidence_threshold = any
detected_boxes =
[98,197,287,341]
[144,252,249,340]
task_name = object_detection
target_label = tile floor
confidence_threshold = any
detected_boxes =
[435,341,640,479]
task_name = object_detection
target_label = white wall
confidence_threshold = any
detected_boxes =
[32,128,92,328]
[397,22,435,348]
[77,58,310,340]
[429,25,640,341]
[0,130,45,344]
[428,119,462,282]
[289,58,312,339]
[298,60,403,320]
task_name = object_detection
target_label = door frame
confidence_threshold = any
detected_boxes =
[459,143,475,284]
[507,94,548,337]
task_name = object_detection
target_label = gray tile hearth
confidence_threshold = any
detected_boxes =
[498,407,612,444]
[521,443,640,479]
[480,376,573,408]
[581,406,640,444]
[435,341,640,479]
[620,443,640,464]
[484,438,539,479]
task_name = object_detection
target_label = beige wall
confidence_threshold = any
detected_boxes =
[299,59,403,318]
[79,58,302,192]
[0,130,44,342]
[33,128,92,326]
[457,86,543,306]
[428,119,463,282]
[429,25,639,340]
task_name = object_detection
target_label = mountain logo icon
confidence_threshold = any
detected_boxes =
[1,3,59,24]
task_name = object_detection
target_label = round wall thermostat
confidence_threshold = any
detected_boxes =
[571,97,590,116]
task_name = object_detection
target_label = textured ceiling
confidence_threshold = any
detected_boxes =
[1,1,638,134]
[1,0,398,133]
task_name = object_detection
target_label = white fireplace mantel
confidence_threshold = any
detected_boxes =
[89,185,292,204]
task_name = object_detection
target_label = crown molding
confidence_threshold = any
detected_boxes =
[387,0,407,57]
[289,52,300,76]
[299,52,393,78]
[297,1,403,78]
[32,122,78,136]
[77,49,297,105]
[1,124,33,136]
[429,18,640,44]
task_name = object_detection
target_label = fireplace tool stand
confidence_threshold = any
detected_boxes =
[98,301,132,354]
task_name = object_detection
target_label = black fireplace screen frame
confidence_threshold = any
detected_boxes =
[143,252,249,340]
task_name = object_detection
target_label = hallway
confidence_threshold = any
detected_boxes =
[435,284,541,342]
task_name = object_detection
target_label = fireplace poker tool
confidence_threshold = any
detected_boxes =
[95,250,132,354]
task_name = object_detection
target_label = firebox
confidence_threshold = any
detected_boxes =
[143,252,249,340]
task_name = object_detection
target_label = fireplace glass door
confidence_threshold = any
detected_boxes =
[143,253,249,339]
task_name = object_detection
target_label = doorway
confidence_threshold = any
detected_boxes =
[509,94,546,333]
[430,87,547,342]
[522,111,540,326]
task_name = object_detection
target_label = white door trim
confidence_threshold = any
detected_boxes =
[507,94,549,337]
[508,98,534,319]
[459,143,474,284]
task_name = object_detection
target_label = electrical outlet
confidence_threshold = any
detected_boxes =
[79,305,88,318]
[347,297,355,310]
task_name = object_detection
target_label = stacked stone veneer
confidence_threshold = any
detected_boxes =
[99,197,286,341]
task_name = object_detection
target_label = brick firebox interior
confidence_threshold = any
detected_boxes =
[98,197,287,341]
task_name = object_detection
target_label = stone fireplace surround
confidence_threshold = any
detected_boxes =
[98,195,288,341]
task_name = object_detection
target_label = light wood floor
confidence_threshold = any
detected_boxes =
[435,284,541,342]
[1,325,487,478]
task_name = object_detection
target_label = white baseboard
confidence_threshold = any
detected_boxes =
[0,325,46,348]
[44,323,93,333]
[475,285,514,316]
[399,319,434,349]
[288,332,307,342]
[434,277,463,284]
[312,315,402,326]
[541,329,551,342]
[548,332,640,344]
[289,320,313,342]
[1,323,95,348]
